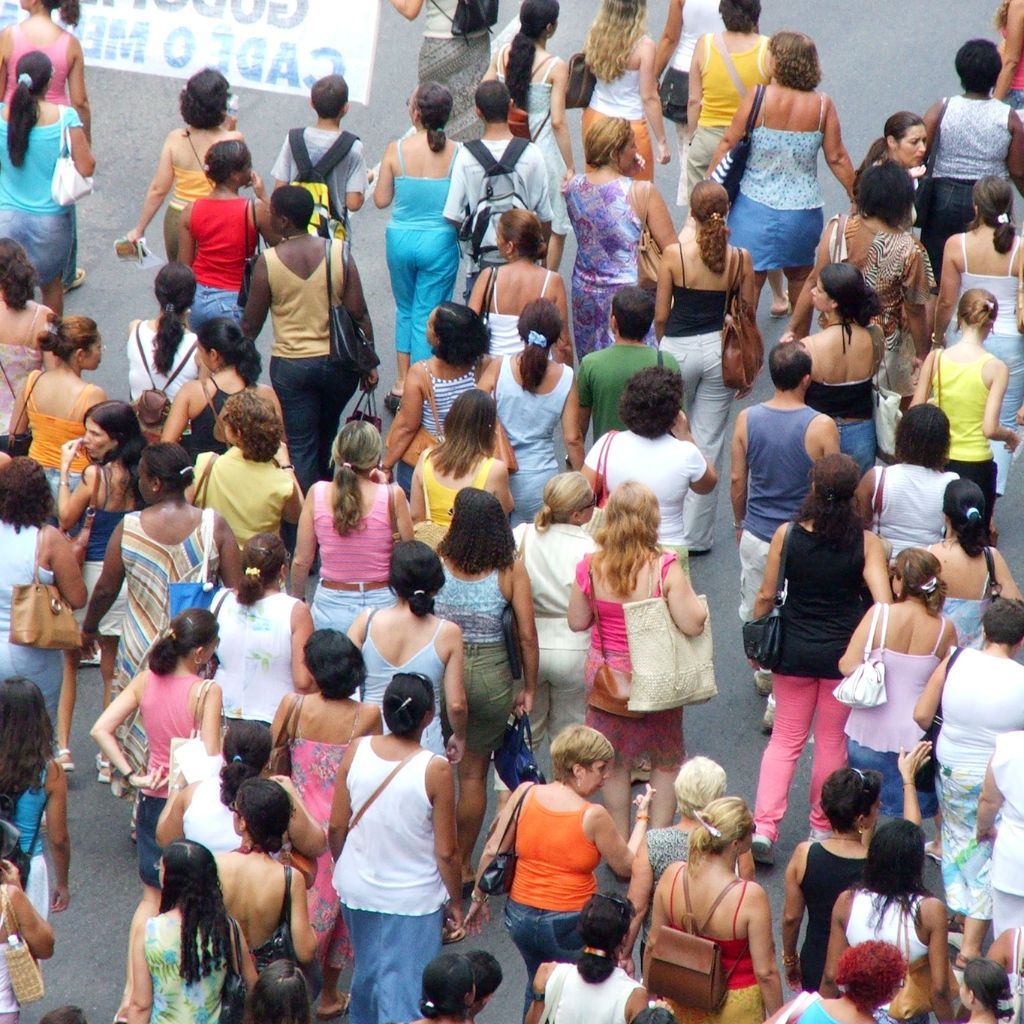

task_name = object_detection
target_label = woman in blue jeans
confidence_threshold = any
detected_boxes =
[802,263,882,475]
[464,725,652,1013]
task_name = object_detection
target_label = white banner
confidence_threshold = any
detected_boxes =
[0,0,381,104]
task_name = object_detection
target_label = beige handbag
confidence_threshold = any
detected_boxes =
[624,575,716,712]
[168,678,215,792]
[413,454,449,551]
[9,530,79,651]
[1,886,44,1004]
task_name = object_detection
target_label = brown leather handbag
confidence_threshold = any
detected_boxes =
[633,182,662,291]
[565,52,596,109]
[586,563,642,718]
[386,376,444,469]
[720,247,763,391]
[644,866,745,1010]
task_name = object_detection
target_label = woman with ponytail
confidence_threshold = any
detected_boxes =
[800,263,883,474]
[527,893,647,1024]
[960,958,1016,1024]
[214,534,314,724]
[647,797,782,1022]
[655,180,756,552]
[375,82,461,407]
[0,49,93,315]
[854,112,928,196]
[412,953,476,1024]
[291,420,413,633]
[934,178,1024,497]
[478,298,582,526]
[913,289,1019,528]
[349,540,466,761]
[126,263,199,420]
[129,840,256,1024]
[485,0,574,271]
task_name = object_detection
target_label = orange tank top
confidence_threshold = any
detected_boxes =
[509,788,601,912]
[25,371,101,471]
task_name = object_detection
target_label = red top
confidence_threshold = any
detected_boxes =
[190,197,254,291]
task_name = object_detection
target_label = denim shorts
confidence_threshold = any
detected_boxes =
[0,207,72,284]
[310,582,396,636]
[136,792,167,888]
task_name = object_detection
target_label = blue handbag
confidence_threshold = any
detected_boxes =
[710,84,765,203]
[167,508,220,617]
[494,713,545,791]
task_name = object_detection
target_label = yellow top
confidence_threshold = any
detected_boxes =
[697,34,770,128]
[265,244,344,360]
[934,352,995,463]
[171,165,213,205]
[194,447,294,545]
[422,454,495,526]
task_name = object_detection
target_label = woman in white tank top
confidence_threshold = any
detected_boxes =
[934,178,1024,495]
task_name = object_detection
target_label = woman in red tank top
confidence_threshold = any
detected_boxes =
[180,139,274,333]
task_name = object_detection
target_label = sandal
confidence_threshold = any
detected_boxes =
[925,840,942,864]
[769,299,791,318]
[63,267,86,293]
[57,748,75,773]
[315,993,351,1020]
[384,390,402,415]
[442,923,466,945]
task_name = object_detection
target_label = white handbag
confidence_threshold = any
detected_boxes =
[872,327,902,461]
[50,107,93,207]
[833,603,888,709]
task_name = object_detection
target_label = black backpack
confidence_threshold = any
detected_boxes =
[459,138,530,265]
[429,0,498,36]
[0,791,41,886]
[287,129,359,240]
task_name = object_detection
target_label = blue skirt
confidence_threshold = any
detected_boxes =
[728,193,823,271]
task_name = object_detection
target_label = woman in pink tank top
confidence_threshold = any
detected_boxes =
[291,420,414,634]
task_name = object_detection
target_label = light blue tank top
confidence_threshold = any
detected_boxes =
[13,767,47,857]
[360,613,445,710]
[390,139,460,232]
[494,356,573,474]
[740,99,825,211]
[434,567,505,644]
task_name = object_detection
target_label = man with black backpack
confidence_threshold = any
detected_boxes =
[443,80,552,298]
[271,74,367,241]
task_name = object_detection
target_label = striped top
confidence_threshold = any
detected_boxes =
[116,513,218,688]
[312,481,393,583]
[423,369,476,436]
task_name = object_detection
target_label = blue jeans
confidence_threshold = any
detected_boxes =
[920,178,975,285]
[61,205,78,287]
[395,460,414,499]
[504,899,583,1015]
[847,736,938,818]
[1007,89,1024,111]
[837,419,876,476]
[191,283,242,333]
[984,330,1024,494]
[270,355,361,495]
[342,905,442,1024]
[310,583,396,635]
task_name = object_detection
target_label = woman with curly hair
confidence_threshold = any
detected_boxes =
[411,390,514,529]
[0,677,71,918]
[710,31,855,313]
[582,0,668,182]
[190,391,301,546]
[126,67,245,261]
[0,458,84,724]
[749,454,890,864]
[0,238,52,437]
[568,481,706,833]
[583,366,716,563]
[382,303,490,495]
[129,839,256,1024]
[58,400,144,775]
[822,821,954,1021]
[214,534,315,725]
[564,118,676,359]
[291,419,413,633]
[655,180,756,553]
[434,488,537,882]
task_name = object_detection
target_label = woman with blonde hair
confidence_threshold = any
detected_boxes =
[912,288,1019,530]
[655,180,756,553]
[411,389,514,528]
[513,472,597,747]
[646,797,783,1022]
[839,548,957,820]
[568,481,707,834]
[582,0,669,182]
[565,117,676,358]
[624,758,755,969]
[291,419,413,631]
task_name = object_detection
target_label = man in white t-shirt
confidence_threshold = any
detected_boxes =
[443,80,552,297]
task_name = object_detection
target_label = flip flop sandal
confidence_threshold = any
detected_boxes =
[315,993,351,1020]
[442,923,466,945]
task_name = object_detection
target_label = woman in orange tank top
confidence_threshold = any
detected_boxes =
[465,724,653,1012]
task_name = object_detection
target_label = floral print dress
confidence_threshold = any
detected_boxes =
[145,912,226,1024]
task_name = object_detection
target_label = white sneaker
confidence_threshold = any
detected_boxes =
[751,834,774,865]
[753,670,773,697]
[761,695,776,734]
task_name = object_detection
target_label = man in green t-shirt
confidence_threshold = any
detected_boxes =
[576,286,680,442]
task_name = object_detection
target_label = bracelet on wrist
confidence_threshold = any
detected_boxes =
[783,954,799,966]
[636,814,650,822]
[470,890,488,904]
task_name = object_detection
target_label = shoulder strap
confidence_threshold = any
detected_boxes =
[164,341,198,390]
[713,33,748,98]
[425,375,443,438]
[191,677,215,732]
[862,603,882,662]
[349,750,420,830]
[193,453,218,508]
[744,84,766,137]
[945,645,964,680]
[872,466,887,522]
[925,99,950,176]
[184,128,204,171]
[387,484,399,542]
[465,139,500,174]
[697,877,742,933]
[313,130,358,177]
[278,865,292,924]
[135,324,159,390]
[272,694,304,750]
[288,128,314,179]
[202,380,228,440]
[775,522,795,604]
[499,137,530,173]
[984,546,1001,597]
[533,53,557,80]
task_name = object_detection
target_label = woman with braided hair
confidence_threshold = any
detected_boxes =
[128,840,257,1024]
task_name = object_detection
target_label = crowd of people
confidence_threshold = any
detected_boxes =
[0,0,1022,1023]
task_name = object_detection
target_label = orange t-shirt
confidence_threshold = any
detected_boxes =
[509,789,601,912]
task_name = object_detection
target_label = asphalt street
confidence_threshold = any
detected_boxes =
[35,1,1008,1021]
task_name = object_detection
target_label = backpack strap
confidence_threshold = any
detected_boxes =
[163,341,198,390]
[313,131,358,178]
[465,139,501,175]
[498,137,529,174]
[135,323,159,391]
[288,128,314,180]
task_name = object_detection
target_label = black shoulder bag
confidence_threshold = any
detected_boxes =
[914,645,964,794]
[741,522,794,671]
[324,239,380,378]
[478,783,534,895]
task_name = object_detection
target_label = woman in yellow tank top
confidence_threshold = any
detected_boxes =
[912,288,1020,529]
[411,390,514,526]
[125,69,244,261]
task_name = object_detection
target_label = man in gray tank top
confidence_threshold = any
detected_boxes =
[730,342,839,730]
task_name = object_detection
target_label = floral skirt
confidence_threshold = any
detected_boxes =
[938,764,993,920]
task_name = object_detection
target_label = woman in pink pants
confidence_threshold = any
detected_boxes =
[749,454,891,865]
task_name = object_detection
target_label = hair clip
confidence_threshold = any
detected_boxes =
[422,1001,436,1013]
[231,755,243,763]
[692,810,722,838]
[919,576,938,593]
[526,330,548,348]
[965,506,982,522]
[413,589,426,596]
[244,567,261,578]
[583,946,610,958]
[16,73,30,87]
[179,466,193,477]
[168,630,177,640]
[164,302,177,314]
[341,461,353,470]
[998,213,1011,224]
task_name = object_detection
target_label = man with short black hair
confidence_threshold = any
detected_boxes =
[466,949,503,1021]
[443,80,552,295]
[731,341,839,730]
[576,286,680,441]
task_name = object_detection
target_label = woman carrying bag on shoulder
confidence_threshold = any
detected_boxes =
[0,858,54,1018]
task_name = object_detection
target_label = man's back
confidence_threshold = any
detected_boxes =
[271,127,367,218]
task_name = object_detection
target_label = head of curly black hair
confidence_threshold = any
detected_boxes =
[437,488,515,574]
[0,457,52,530]
[619,366,682,439]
